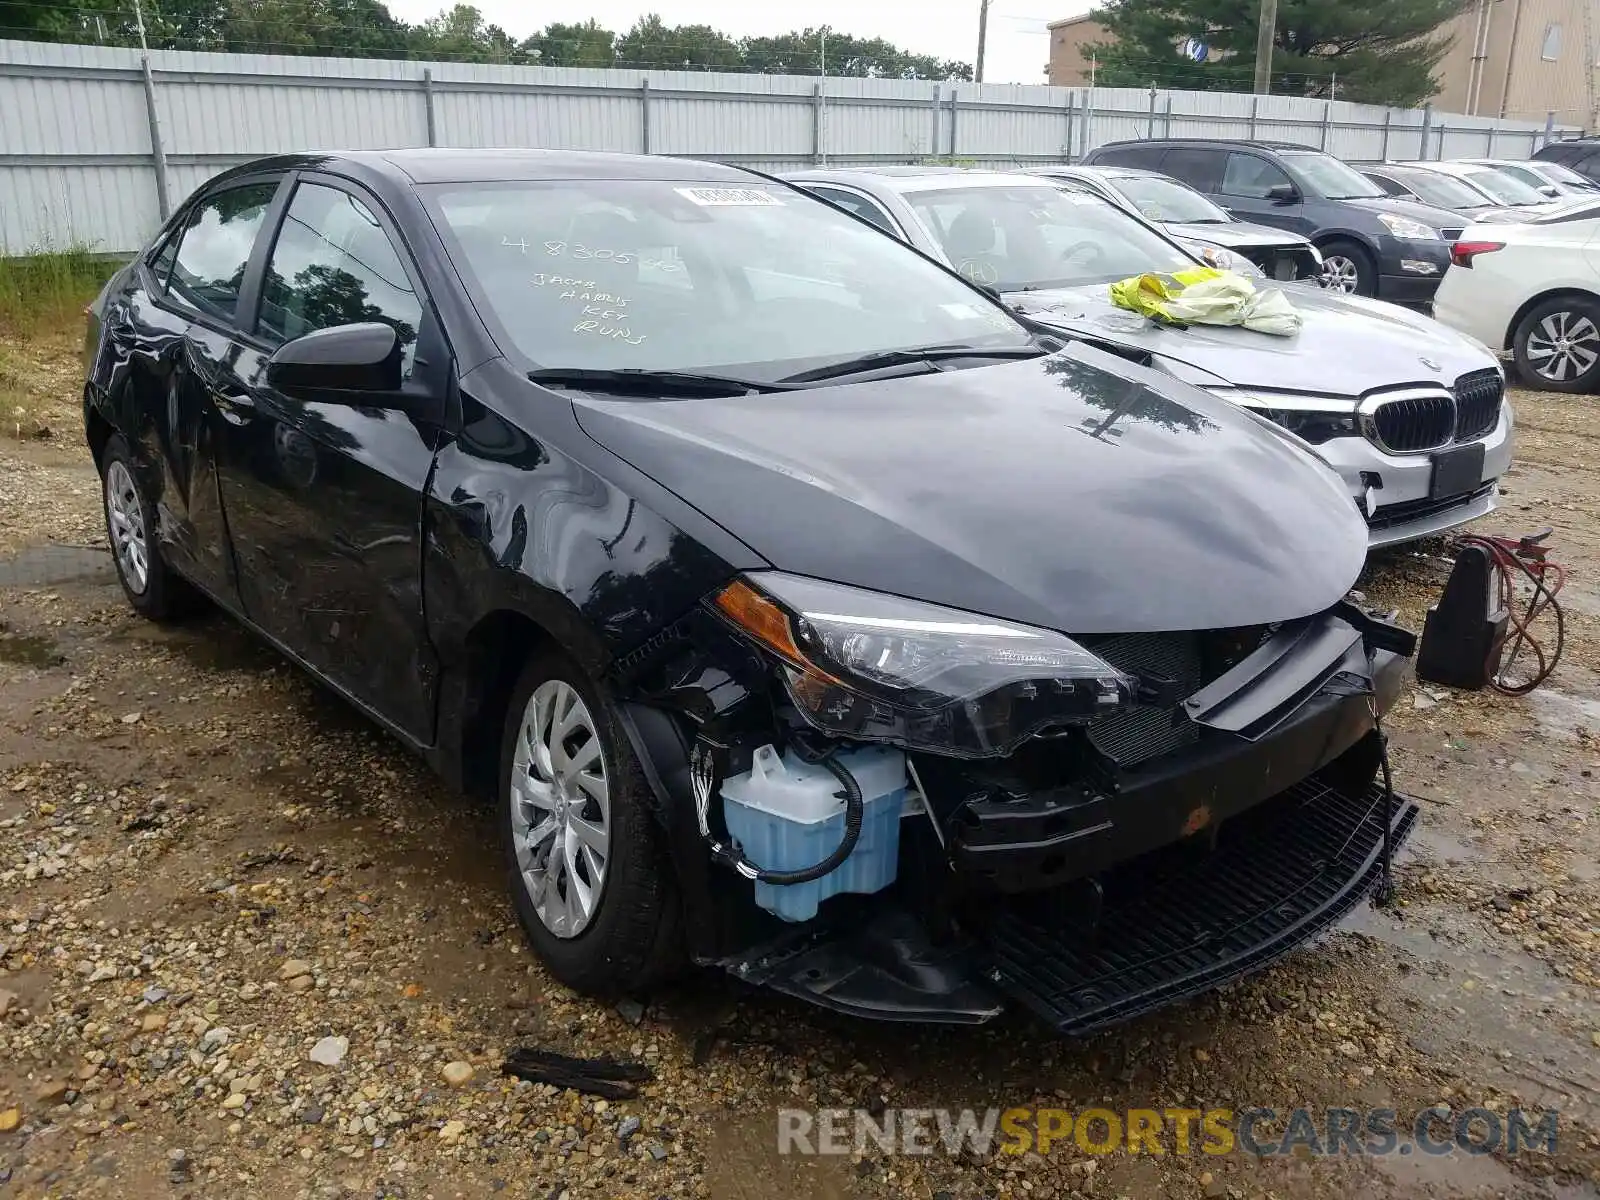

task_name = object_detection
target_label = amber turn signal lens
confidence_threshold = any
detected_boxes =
[713,579,807,663]
[712,579,839,682]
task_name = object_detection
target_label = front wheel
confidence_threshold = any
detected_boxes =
[1318,239,1375,297]
[1513,296,1600,392]
[499,648,682,995]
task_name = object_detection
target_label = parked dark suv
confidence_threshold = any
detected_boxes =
[1081,139,1465,302]
[1534,136,1600,184]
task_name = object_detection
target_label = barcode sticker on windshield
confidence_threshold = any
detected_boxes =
[675,186,783,207]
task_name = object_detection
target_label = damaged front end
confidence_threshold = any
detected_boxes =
[613,574,1418,1036]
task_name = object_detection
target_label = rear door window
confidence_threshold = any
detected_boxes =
[166,181,280,321]
[1158,147,1225,193]
[1094,143,1166,170]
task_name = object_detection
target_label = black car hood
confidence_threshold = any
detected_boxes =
[1164,220,1311,249]
[570,347,1367,635]
[1007,283,1494,397]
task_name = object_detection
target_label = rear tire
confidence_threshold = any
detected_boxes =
[1512,295,1600,392]
[499,647,682,996]
[1318,239,1375,297]
[99,434,204,621]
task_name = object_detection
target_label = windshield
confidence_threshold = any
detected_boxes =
[1531,160,1597,188]
[1111,175,1230,224]
[905,184,1194,292]
[428,180,1031,380]
[1388,170,1495,209]
[1461,167,1546,206]
[1282,152,1385,199]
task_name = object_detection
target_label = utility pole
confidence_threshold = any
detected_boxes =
[976,0,991,84]
[1253,0,1278,95]
[819,30,828,166]
[133,0,150,52]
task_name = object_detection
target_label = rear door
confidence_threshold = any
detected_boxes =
[137,177,285,606]
[212,174,448,741]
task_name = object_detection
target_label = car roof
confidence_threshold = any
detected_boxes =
[1394,160,1486,177]
[1035,164,1166,180]
[787,166,1070,194]
[1094,138,1321,152]
[205,148,758,188]
[1365,163,1434,176]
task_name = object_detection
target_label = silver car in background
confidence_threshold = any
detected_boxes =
[787,166,1514,548]
[1029,164,1324,283]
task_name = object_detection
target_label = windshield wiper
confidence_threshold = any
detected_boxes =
[528,367,790,397]
[777,344,1045,384]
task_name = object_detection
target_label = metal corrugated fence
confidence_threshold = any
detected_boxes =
[0,38,1580,255]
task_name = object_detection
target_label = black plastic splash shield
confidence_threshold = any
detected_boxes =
[981,777,1419,1035]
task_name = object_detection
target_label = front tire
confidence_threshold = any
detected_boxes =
[498,648,682,995]
[1513,296,1600,392]
[100,434,202,621]
[1318,239,1375,297]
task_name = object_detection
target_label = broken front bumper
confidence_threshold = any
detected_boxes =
[728,610,1417,1033]
[733,759,1417,1032]
[951,618,1407,892]
[985,771,1417,1033]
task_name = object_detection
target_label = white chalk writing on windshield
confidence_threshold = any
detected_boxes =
[574,319,646,345]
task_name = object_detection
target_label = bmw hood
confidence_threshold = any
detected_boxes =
[1163,220,1312,249]
[1006,282,1497,398]
[571,346,1368,636]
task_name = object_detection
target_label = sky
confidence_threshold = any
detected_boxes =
[385,0,1098,85]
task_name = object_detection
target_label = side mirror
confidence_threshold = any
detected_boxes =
[1266,182,1300,204]
[1539,184,1560,197]
[266,322,402,394]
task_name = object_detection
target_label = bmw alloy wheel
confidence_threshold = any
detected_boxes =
[1321,255,1360,294]
[509,679,611,938]
[104,459,150,595]
[1524,309,1600,383]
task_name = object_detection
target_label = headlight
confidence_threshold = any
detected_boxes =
[709,574,1136,758]
[1252,409,1359,444]
[1377,213,1439,241]
[1207,389,1359,445]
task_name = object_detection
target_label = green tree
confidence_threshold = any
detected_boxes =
[523,20,617,68]
[222,0,409,56]
[615,14,742,71]
[410,3,522,63]
[742,27,971,79]
[14,0,229,49]
[1089,0,1472,105]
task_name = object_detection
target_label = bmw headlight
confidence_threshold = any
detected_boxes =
[1206,389,1359,445]
[710,574,1136,758]
[1377,213,1439,241]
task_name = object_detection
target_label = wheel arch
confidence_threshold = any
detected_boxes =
[438,605,587,804]
[1311,231,1378,264]
[1503,287,1600,352]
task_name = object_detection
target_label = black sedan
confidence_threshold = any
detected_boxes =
[83,150,1417,1033]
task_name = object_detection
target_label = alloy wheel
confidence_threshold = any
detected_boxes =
[104,460,150,595]
[1321,256,1360,294]
[509,679,611,938]
[1525,309,1600,383]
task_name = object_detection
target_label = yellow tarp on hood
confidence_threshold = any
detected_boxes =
[1109,266,1303,337]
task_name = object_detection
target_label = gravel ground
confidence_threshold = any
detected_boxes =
[2,325,1599,1200]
